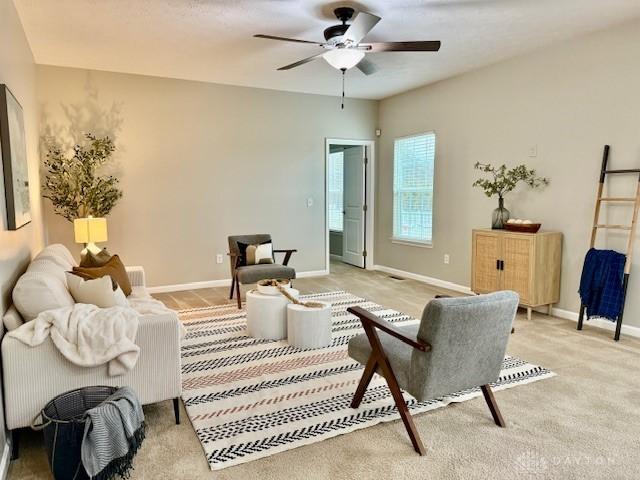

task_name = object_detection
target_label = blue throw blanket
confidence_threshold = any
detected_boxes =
[579,248,626,321]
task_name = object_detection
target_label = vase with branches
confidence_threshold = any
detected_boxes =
[42,133,123,222]
[473,162,549,229]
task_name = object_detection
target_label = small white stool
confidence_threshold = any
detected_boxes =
[246,289,299,340]
[287,302,332,349]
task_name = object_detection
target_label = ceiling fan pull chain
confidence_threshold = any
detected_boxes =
[341,69,345,109]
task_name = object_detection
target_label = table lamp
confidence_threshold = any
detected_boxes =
[74,216,108,257]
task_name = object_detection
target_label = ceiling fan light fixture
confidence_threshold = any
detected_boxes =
[322,49,365,70]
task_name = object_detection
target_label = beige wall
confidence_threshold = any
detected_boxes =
[37,66,377,287]
[376,19,640,328]
[0,0,44,311]
[0,0,44,461]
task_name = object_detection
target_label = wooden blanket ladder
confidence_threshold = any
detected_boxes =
[577,145,640,341]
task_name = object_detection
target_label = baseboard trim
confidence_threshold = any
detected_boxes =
[550,307,640,339]
[147,269,330,294]
[0,440,10,480]
[373,264,640,339]
[296,269,330,278]
[372,264,474,295]
[147,278,231,293]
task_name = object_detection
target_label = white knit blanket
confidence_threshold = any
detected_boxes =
[9,304,140,376]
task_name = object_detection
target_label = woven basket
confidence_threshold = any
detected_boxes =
[34,386,117,480]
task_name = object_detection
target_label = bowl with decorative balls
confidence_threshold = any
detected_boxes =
[504,219,542,233]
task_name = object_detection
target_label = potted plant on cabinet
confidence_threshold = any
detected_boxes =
[473,162,549,229]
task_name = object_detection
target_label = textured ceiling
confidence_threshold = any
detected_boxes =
[14,0,640,99]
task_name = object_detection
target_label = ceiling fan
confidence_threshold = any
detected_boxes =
[254,6,441,75]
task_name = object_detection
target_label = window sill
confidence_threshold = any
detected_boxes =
[390,238,433,249]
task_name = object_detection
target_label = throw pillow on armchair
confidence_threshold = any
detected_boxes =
[237,241,274,266]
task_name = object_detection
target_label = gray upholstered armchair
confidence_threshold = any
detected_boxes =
[228,234,297,308]
[347,291,519,455]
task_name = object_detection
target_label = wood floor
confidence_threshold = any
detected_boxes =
[151,260,462,314]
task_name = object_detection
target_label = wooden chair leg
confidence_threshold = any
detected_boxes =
[480,385,506,427]
[236,279,242,309]
[361,323,425,455]
[351,354,377,408]
[229,276,236,300]
[378,359,426,455]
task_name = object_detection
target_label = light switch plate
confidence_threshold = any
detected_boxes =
[528,145,538,157]
[216,254,223,264]
[307,197,313,207]
[444,254,450,265]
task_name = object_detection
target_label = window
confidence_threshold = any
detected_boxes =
[328,151,344,231]
[393,132,436,244]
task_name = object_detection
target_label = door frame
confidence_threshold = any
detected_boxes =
[325,138,376,271]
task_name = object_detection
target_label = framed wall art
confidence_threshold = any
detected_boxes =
[0,84,31,230]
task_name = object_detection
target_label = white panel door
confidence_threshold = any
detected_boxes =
[342,146,365,268]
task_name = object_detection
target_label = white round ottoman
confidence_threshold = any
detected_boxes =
[287,302,332,349]
[246,289,299,340]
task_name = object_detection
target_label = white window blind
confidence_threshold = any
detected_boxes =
[328,151,344,231]
[393,132,436,244]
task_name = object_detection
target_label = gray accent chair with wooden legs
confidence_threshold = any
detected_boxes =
[347,291,519,455]
[228,234,297,309]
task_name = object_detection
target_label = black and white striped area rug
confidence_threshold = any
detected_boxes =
[179,291,555,471]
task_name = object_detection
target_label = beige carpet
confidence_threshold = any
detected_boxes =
[9,262,640,479]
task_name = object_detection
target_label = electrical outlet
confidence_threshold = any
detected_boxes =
[216,254,223,264]
[444,254,450,265]
[528,145,537,157]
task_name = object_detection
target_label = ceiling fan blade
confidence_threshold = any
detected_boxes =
[362,41,441,52]
[254,34,324,46]
[342,12,381,45]
[277,53,324,71]
[356,58,377,75]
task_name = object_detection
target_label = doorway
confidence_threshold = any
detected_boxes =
[325,139,375,271]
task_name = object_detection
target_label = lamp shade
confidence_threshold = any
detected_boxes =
[323,49,365,70]
[74,217,108,244]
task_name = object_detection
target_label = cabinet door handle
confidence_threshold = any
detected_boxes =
[496,259,500,270]
[500,260,505,270]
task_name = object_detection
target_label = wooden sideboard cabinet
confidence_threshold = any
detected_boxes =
[471,229,563,320]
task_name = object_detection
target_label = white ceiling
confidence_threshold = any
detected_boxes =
[15,0,640,99]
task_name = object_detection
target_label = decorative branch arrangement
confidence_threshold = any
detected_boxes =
[43,133,123,222]
[258,279,324,308]
[472,162,549,199]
